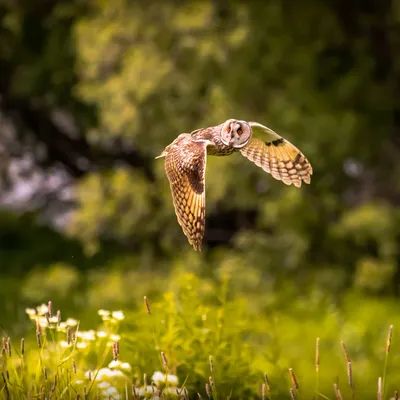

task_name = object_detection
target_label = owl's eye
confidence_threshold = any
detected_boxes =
[237,128,243,135]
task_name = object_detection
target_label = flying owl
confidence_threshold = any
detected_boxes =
[156,119,312,251]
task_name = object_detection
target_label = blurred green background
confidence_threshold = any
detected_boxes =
[1,0,400,397]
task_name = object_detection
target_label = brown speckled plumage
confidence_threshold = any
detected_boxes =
[157,119,312,251]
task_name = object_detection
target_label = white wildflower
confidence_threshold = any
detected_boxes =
[65,318,78,327]
[59,341,71,348]
[25,308,36,316]
[75,379,84,385]
[108,360,120,369]
[77,330,96,341]
[96,330,108,338]
[95,368,124,381]
[76,342,88,349]
[151,371,178,386]
[38,316,48,328]
[98,309,110,317]
[36,304,48,316]
[97,381,110,389]
[111,310,125,320]
[56,322,67,331]
[120,362,131,371]
[96,368,113,380]
[109,334,121,341]
[49,316,59,324]
[102,386,120,399]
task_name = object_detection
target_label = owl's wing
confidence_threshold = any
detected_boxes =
[164,138,209,251]
[240,122,313,187]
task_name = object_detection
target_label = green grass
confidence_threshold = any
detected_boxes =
[1,271,400,399]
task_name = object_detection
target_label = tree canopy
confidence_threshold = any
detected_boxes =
[1,0,400,295]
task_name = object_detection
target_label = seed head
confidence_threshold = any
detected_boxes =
[205,383,211,399]
[340,340,351,362]
[261,383,266,400]
[386,324,393,353]
[72,359,77,374]
[334,383,343,400]
[209,355,214,373]
[347,361,353,388]
[144,296,151,315]
[6,337,11,357]
[289,368,298,389]
[209,376,215,391]
[161,351,168,367]
[378,377,382,400]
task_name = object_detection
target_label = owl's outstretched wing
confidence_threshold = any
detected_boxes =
[164,138,209,251]
[240,122,313,187]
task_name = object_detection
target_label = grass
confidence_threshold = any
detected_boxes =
[1,271,400,399]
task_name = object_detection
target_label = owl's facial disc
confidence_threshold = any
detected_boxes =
[220,119,252,148]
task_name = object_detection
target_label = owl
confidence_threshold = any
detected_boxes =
[156,119,312,251]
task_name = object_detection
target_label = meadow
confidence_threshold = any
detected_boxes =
[1,266,399,399]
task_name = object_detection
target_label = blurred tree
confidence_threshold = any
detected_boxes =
[1,0,400,296]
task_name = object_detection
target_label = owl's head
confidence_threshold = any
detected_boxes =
[220,119,252,148]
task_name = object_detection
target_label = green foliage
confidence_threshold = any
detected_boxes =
[2,268,400,398]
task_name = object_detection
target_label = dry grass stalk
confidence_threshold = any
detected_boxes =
[289,368,298,389]
[377,377,382,400]
[334,383,343,400]
[347,361,353,388]
[113,342,119,361]
[2,372,9,399]
[132,384,138,400]
[48,301,53,317]
[36,318,41,347]
[161,351,168,367]
[21,338,24,356]
[144,296,151,315]
[66,327,71,345]
[261,383,266,400]
[6,337,11,357]
[394,390,399,400]
[56,310,61,327]
[340,340,351,362]
[209,376,215,391]
[144,373,147,389]
[289,388,296,400]
[205,383,211,399]
[386,325,393,353]
[209,355,214,373]
[72,360,77,374]
[264,373,270,391]
[197,393,203,399]
[316,337,320,372]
